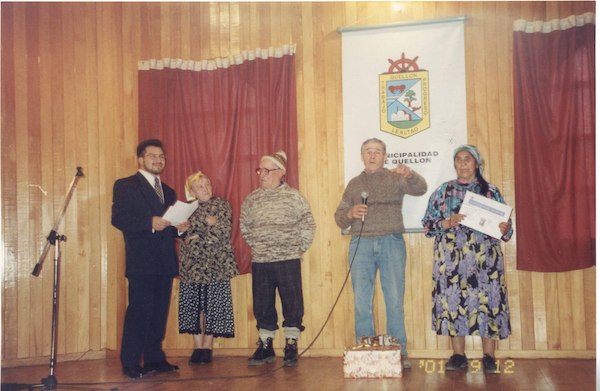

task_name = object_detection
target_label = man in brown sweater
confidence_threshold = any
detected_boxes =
[335,138,427,370]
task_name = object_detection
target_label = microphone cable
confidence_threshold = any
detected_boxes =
[297,218,365,358]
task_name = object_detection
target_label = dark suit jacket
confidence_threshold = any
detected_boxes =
[112,172,179,277]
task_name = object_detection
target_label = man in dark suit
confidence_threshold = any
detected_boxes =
[112,139,190,379]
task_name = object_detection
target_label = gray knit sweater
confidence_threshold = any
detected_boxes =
[240,183,315,263]
[334,169,427,237]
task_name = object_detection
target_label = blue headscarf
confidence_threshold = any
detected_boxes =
[453,144,484,173]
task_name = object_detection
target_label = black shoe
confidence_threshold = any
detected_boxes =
[201,349,213,364]
[283,338,298,367]
[189,349,203,364]
[482,354,498,374]
[248,337,276,366]
[445,354,468,371]
[143,360,179,373]
[122,365,144,379]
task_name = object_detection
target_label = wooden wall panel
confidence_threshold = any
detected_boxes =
[1,2,595,365]
[0,19,16,348]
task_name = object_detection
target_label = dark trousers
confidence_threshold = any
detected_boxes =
[120,275,173,367]
[251,259,305,331]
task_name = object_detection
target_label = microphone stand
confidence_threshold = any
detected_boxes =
[29,167,84,390]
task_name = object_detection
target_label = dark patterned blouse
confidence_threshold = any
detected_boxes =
[179,197,238,284]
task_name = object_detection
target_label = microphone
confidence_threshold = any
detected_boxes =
[361,191,368,222]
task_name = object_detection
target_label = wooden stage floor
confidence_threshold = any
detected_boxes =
[1,355,595,391]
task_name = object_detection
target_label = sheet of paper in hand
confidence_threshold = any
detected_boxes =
[162,200,198,226]
[458,191,512,240]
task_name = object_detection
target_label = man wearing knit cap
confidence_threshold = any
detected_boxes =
[334,138,427,370]
[240,150,316,367]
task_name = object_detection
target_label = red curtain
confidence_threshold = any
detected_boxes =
[513,14,595,272]
[138,48,298,274]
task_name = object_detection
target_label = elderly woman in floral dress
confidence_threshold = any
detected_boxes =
[421,144,513,374]
[178,171,238,365]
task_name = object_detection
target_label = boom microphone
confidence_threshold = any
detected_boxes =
[361,191,368,222]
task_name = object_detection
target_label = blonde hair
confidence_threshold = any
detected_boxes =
[261,150,287,170]
[184,171,210,201]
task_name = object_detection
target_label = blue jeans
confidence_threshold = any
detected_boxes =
[349,233,408,355]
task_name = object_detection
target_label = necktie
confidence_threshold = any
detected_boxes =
[154,177,164,204]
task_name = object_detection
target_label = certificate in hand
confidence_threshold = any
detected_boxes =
[162,200,198,226]
[458,191,512,240]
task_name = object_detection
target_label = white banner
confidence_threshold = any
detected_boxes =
[341,18,468,232]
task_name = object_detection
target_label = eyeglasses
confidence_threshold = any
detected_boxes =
[256,167,281,176]
[145,153,165,160]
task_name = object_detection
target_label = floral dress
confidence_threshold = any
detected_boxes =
[178,196,238,337]
[421,179,513,339]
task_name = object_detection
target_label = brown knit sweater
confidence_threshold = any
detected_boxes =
[334,168,427,237]
[240,183,315,263]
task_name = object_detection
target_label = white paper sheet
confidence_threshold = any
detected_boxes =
[458,191,512,240]
[162,200,198,226]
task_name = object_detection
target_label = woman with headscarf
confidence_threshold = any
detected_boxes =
[178,171,238,365]
[421,145,513,374]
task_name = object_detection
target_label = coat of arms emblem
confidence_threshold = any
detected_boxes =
[380,53,430,138]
